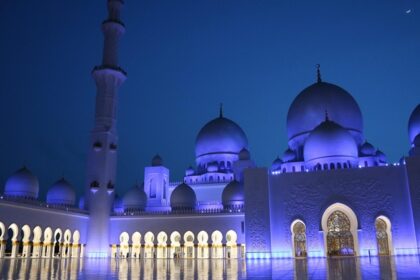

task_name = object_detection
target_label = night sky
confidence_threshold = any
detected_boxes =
[0,0,419,200]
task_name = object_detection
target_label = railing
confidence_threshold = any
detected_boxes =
[112,207,244,217]
[0,196,88,214]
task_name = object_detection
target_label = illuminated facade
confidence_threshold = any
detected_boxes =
[1,0,420,260]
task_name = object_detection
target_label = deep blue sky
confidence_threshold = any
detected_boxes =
[0,0,419,200]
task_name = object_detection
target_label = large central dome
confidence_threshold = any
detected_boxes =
[287,81,363,150]
[195,111,248,167]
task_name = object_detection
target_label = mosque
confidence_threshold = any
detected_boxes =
[0,0,419,260]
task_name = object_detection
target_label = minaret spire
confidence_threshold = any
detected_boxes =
[85,0,127,257]
[219,103,223,118]
[316,64,322,83]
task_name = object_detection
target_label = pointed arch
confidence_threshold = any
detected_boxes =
[291,220,307,257]
[0,222,5,241]
[321,203,359,257]
[375,215,393,255]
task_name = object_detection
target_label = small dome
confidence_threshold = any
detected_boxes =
[271,157,283,170]
[360,141,376,156]
[195,114,248,165]
[185,166,195,176]
[78,196,85,210]
[376,150,387,163]
[287,81,363,149]
[151,154,163,166]
[238,148,251,160]
[282,148,296,162]
[304,118,358,165]
[408,104,420,144]
[46,178,76,206]
[113,194,124,213]
[4,167,39,199]
[170,183,196,210]
[122,185,147,211]
[222,180,244,208]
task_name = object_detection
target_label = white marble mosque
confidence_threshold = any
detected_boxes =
[0,0,420,262]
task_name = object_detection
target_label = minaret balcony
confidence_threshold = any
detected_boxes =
[102,19,125,35]
[92,65,127,77]
[90,181,100,193]
[107,181,115,194]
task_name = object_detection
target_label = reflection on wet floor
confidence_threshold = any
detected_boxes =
[0,256,419,279]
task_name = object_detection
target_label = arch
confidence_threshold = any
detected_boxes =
[132,232,141,244]
[71,230,81,258]
[43,227,53,243]
[131,232,142,258]
[211,230,223,259]
[170,231,181,258]
[225,230,238,259]
[157,231,168,258]
[33,226,42,243]
[54,228,63,243]
[53,228,63,257]
[32,226,43,257]
[8,224,19,241]
[119,232,130,258]
[21,225,31,242]
[0,222,5,258]
[170,231,181,245]
[375,216,393,256]
[183,231,195,258]
[119,232,129,244]
[197,231,209,259]
[291,220,307,257]
[144,232,154,245]
[63,229,72,243]
[72,230,80,244]
[0,222,5,240]
[157,231,167,245]
[7,223,19,257]
[62,229,72,257]
[183,231,194,243]
[321,203,359,257]
[144,232,155,258]
[197,231,208,245]
[211,230,223,244]
[226,230,237,244]
[41,227,53,258]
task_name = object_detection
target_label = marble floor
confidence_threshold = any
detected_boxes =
[0,256,419,279]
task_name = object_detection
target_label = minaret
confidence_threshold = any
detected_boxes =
[85,0,126,257]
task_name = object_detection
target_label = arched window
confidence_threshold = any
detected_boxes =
[337,163,342,169]
[376,217,391,255]
[323,163,328,170]
[291,221,307,257]
[330,163,335,170]
[149,179,156,198]
[326,210,354,256]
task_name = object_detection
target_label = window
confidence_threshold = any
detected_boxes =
[326,210,354,256]
[292,221,307,257]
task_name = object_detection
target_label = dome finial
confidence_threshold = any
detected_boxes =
[325,109,329,121]
[219,103,223,118]
[316,64,322,83]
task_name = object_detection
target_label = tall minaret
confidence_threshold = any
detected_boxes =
[84,0,126,257]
